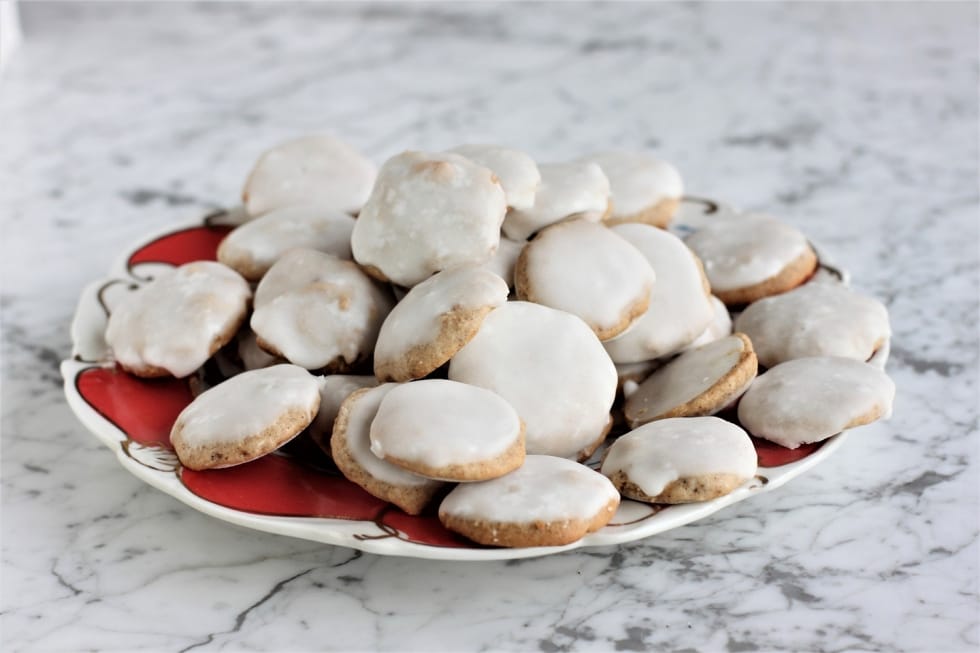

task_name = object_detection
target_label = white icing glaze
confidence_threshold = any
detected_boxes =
[450,144,540,210]
[603,224,714,363]
[480,236,525,287]
[217,205,355,279]
[601,417,757,498]
[369,379,522,471]
[171,364,319,447]
[448,301,616,459]
[688,295,732,349]
[350,151,507,287]
[310,375,378,441]
[250,249,394,369]
[502,161,610,241]
[374,266,508,372]
[733,281,891,368]
[685,213,811,292]
[105,261,251,378]
[243,134,376,216]
[583,151,683,217]
[439,455,619,523]
[737,357,896,449]
[519,219,656,338]
[340,384,441,488]
[237,328,282,370]
[624,335,751,427]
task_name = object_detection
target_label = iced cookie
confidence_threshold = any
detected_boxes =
[688,296,732,349]
[449,301,617,460]
[369,379,525,481]
[350,151,506,287]
[217,205,355,281]
[603,224,714,363]
[502,162,611,241]
[251,249,394,371]
[480,236,525,287]
[170,364,320,470]
[601,417,757,504]
[331,384,444,515]
[438,455,620,547]
[105,261,251,378]
[584,151,683,228]
[733,281,891,368]
[514,219,656,341]
[737,357,896,449]
[623,334,757,428]
[685,213,817,306]
[308,375,378,455]
[242,134,376,217]
[374,266,509,381]
[450,144,540,210]
[237,328,285,371]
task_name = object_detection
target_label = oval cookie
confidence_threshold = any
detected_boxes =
[331,384,444,515]
[450,144,540,210]
[685,213,817,306]
[601,417,757,504]
[602,224,714,363]
[438,455,620,547]
[374,266,509,382]
[242,134,376,217]
[733,281,891,368]
[585,151,683,228]
[737,357,896,449]
[170,364,320,470]
[369,379,525,481]
[502,161,611,241]
[448,301,616,460]
[514,219,656,341]
[105,261,251,378]
[217,205,356,281]
[251,249,394,371]
[350,151,506,287]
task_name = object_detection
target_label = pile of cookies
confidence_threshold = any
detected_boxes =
[105,134,896,548]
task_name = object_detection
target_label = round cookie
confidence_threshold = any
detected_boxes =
[217,205,355,281]
[438,455,620,547]
[733,281,891,368]
[105,261,251,378]
[623,334,758,428]
[685,213,817,306]
[242,134,376,217]
[350,151,506,287]
[374,266,509,382]
[502,161,611,241]
[448,301,617,460]
[584,151,683,228]
[170,364,320,470]
[308,375,379,455]
[369,379,525,481]
[251,248,394,371]
[737,357,896,449]
[450,144,540,210]
[480,236,525,287]
[603,224,714,363]
[514,219,656,341]
[331,384,444,515]
[687,295,732,350]
[601,417,757,504]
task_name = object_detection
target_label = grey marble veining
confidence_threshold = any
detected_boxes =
[1,2,978,651]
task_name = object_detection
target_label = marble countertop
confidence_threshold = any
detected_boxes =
[2,3,977,651]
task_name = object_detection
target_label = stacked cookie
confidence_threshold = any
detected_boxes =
[104,134,896,548]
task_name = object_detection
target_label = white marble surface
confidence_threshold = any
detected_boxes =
[2,2,978,651]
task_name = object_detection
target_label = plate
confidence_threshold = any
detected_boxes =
[61,200,868,561]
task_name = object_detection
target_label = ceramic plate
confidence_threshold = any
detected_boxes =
[61,199,876,561]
